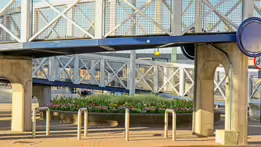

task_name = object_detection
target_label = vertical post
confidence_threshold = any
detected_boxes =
[77,109,82,140]
[84,111,88,137]
[248,76,253,99]
[125,108,130,141]
[164,111,168,138]
[172,111,176,142]
[46,109,50,136]
[100,58,105,87]
[155,0,162,34]
[195,0,203,32]
[129,0,136,96]
[67,5,74,37]
[179,67,185,96]
[164,109,176,142]
[129,52,136,96]
[109,0,117,36]
[163,67,169,91]
[172,0,182,35]
[33,9,39,35]
[56,58,61,81]
[95,0,105,39]
[48,57,56,81]
[192,0,203,135]
[242,0,254,21]
[154,65,159,93]
[74,55,80,84]
[32,110,37,138]
[21,0,31,42]
[90,60,96,84]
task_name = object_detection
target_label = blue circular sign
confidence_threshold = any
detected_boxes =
[236,17,261,57]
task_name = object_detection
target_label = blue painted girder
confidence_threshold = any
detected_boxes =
[0,33,236,58]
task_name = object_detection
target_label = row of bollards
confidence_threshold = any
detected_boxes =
[32,107,176,141]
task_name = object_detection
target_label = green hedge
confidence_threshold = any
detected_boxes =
[47,95,193,114]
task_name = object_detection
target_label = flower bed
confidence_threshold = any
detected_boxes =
[43,95,221,126]
[47,95,194,114]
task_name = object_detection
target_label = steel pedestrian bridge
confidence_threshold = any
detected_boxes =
[0,0,260,56]
[0,0,260,99]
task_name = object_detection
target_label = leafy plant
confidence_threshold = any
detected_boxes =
[47,95,193,114]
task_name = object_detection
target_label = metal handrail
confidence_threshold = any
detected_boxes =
[164,109,176,141]
[77,108,88,140]
[125,108,130,141]
[32,107,50,138]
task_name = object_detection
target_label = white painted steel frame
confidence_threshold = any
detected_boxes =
[32,54,259,100]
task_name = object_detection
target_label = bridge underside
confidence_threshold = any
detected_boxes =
[0,33,236,58]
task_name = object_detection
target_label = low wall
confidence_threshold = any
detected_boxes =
[42,110,221,127]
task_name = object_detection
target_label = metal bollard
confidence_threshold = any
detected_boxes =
[32,107,50,138]
[77,108,88,140]
[164,109,176,141]
[125,108,130,141]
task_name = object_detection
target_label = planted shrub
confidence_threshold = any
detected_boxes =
[47,95,193,114]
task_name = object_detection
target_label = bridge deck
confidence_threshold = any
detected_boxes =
[0,33,236,58]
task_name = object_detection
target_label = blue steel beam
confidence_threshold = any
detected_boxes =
[0,33,236,58]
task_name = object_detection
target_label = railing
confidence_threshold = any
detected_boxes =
[0,0,260,42]
[125,108,130,141]
[124,108,177,141]
[164,109,176,142]
[32,54,259,100]
[32,107,50,138]
[77,108,88,140]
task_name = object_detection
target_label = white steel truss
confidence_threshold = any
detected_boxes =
[0,0,259,42]
[32,54,259,100]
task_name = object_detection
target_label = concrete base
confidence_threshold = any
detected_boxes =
[216,130,238,145]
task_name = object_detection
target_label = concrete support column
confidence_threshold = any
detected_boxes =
[193,44,230,137]
[192,43,249,145]
[0,56,32,132]
[33,85,52,107]
[222,43,249,146]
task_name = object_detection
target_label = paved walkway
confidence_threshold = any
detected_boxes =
[0,117,261,147]
[0,103,261,146]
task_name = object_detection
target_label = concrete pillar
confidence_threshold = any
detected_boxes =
[192,43,249,145]
[0,56,32,132]
[193,44,230,137]
[222,43,249,146]
[33,85,52,107]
